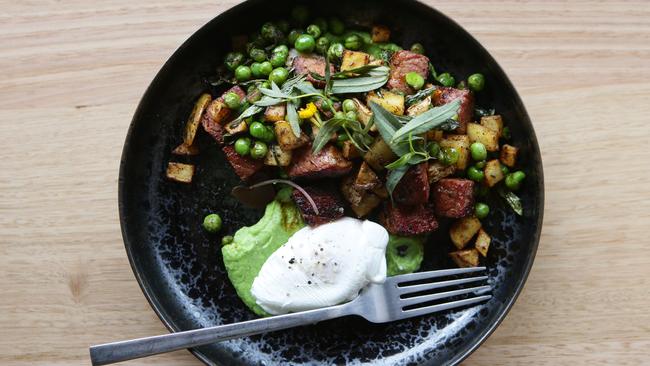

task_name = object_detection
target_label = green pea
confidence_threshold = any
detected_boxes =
[468,73,485,92]
[203,213,222,233]
[405,72,425,90]
[467,166,485,182]
[234,137,251,156]
[291,5,309,24]
[502,126,511,139]
[249,121,267,139]
[234,65,252,81]
[316,36,331,54]
[342,99,356,113]
[262,126,275,143]
[410,43,425,54]
[306,24,321,39]
[249,48,266,62]
[470,142,488,161]
[475,203,490,219]
[456,80,467,90]
[273,44,289,56]
[295,34,316,53]
[327,43,344,61]
[319,98,333,112]
[378,42,402,52]
[269,53,286,67]
[269,67,289,85]
[429,142,440,157]
[221,235,234,246]
[329,17,345,35]
[501,164,510,175]
[345,110,357,121]
[224,52,244,71]
[436,72,455,87]
[475,160,486,169]
[250,62,263,78]
[505,171,526,190]
[250,141,268,159]
[259,61,273,76]
[336,133,349,148]
[440,147,459,165]
[260,22,278,42]
[224,92,241,109]
[287,29,301,45]
[334,111,346,120]
[344,34,362,50]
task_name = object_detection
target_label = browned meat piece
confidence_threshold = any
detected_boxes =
[393,162,429,206]
[287,144,353,179]
[292,55,336,87]
[379,202,439,235]
[222,145,264,181]
[201,100,230,144]
[217,85,246,102]
[432,87,475,134]
[432,178,475,218]
[291,186,345,226]
[387,50,430,94]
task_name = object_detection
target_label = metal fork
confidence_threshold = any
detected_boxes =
[90,267,490,365]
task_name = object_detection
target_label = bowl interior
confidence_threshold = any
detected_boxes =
[119,0,543,365]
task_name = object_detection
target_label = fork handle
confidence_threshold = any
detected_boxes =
[89,304,351,365]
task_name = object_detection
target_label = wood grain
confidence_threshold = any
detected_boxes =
[1,1,649,365]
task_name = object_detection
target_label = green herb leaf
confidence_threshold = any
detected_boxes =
[438,118,461,131]
[254,96,284,106]
[324,55,332,95]
[233,105,263,122]
[474,106,496,119]
[294,81,322,96]
[330,66,390,94]
[312,118,343,154]
[368,101,410,156]
[286,100,301,137]
[428,62,438,79]
[386,165,409,200]
[405,86,436,107]
[498,187,523,216]
[391,99,461,143]
[385,153,413,169]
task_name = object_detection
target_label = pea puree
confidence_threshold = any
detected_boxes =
[386,235,424,276]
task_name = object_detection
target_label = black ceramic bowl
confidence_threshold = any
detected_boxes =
[119,0,544,364]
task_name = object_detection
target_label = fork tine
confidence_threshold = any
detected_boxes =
[400,285,491,307]
[398,275,488,295]
[391,267,487,285]
[397,295,492,320]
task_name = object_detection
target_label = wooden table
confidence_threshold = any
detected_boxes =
[2,1,649,364]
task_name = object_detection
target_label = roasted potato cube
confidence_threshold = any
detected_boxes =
[341,140,361,159]
[352,98,376,132]
[183,93,212,146]
[425,129,444,141]
[351,192,382,218]
[363,138,396,171]
[225,120,248,135]
[172,142,199,156]
[264,145,292,166]
[166,162,195,183]
[367,90,405,116]
[500,144,519,168]
[341,175,364,206]
[264,104,286,122]
[475,229,491,257]
[341,50,370,71]
[450,216,482,249]
[368,59,384,66]
[427,162,455,183]
[204,99,231,125]
[406,96,431,117]
[467,123,499,152]
[354,162,381,190]
[439,135,470,170]
[371,25,390,43]
[449,249,480,268]
[484,159,505,187]
[275,121,309,150]
[480,115,504,137]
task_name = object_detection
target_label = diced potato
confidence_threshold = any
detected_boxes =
[500,144,519,168]
[372,185,389,199]
[425,129,444,141]
[172,143,199,156]
[450,216,482,249]
[367,90,405,116]
[341,50,370,71]
[406,96,431,117]
[225,120,248,135]
[183,93,212,146]
[352,193,382,218]
[480,115,504,137]
[368,59,384,66]
[341,175,364,205]
[274,121,309,151]
[203,99,231,125]
[341,140,361,159]
[264,104,286,122]
[354,162,380,190]
[439,135,471,170]
[449,249,480,268]
[352,98,376,132]
[475,229,491,257]
[264,145,292,166]
[427,161,455,183]
[166,162,195,183]
[484,159,505,187]
[467,123,499,152]
[363,138,396,171]
[371,25,390,43]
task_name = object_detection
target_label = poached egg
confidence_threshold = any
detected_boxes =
[250,217,389,315]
